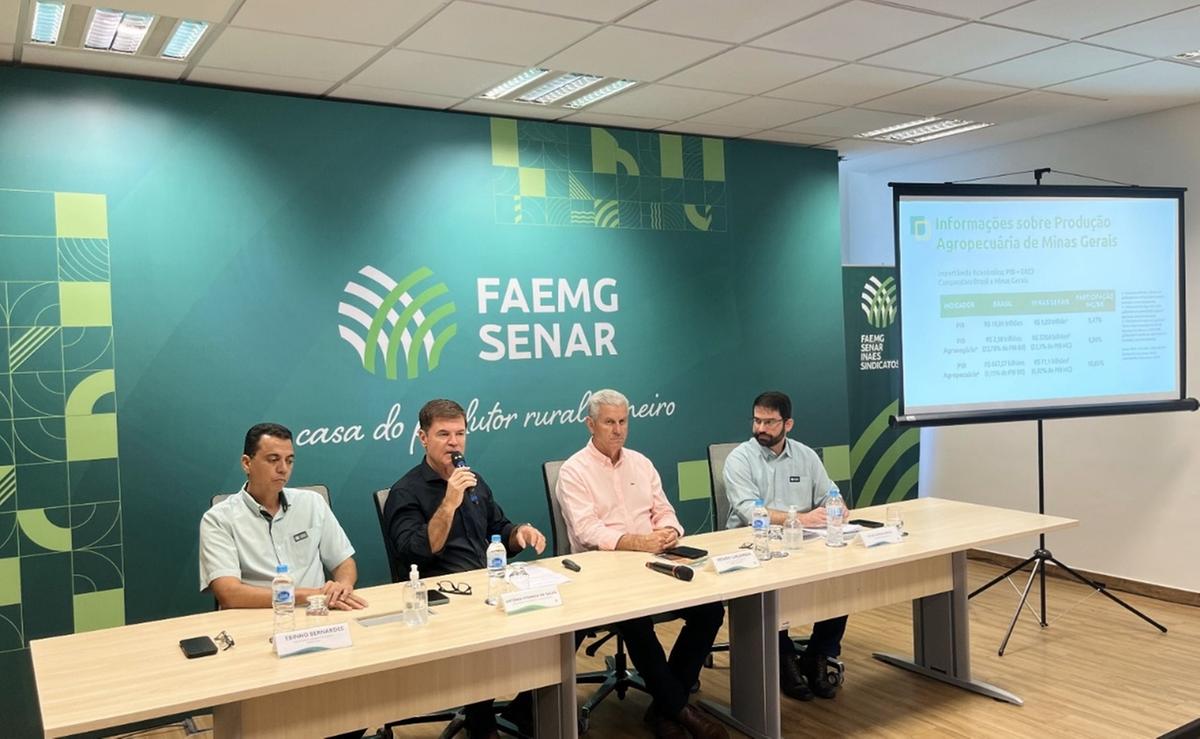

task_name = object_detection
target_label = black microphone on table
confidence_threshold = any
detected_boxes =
[448,451,478,503]
[646,561,694,581]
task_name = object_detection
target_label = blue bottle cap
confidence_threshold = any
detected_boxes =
[491,534,501,543]
[276,563,288,573]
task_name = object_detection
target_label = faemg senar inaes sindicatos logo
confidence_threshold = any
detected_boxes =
[337,265,458,380]
[860,275,897,329]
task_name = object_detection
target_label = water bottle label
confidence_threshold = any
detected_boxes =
[274,589,293,605]
[489,556,504,568]
[752,518,766,530]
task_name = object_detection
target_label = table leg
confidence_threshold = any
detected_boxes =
[533,632,578,739]
[699,592,781,739]
[873,551,1022,705]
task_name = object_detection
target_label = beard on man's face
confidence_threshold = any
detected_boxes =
[755,430,784,447]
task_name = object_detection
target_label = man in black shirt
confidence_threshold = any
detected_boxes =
[384,398,546,739]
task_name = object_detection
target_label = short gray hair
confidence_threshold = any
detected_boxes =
[587,388,629,420]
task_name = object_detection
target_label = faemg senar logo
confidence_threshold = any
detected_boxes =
[337,266,457,380]
[860,275,897,329]
[909,215,930,241]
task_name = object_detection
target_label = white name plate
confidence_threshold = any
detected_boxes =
[711,550,761,574]
[501,585,562,614]
[858,526,903,548]
[275,622,352,657]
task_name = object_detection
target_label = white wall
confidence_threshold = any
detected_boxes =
[843,102,1200,592]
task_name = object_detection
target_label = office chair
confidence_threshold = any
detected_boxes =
[371,488,528,739]
[543,460,654,734]
[705,443,845,687]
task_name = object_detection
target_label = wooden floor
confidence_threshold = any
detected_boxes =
[128,560,1199,738]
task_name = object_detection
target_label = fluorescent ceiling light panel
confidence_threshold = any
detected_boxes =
[517,73,602,105]
[480,68,550,100]
[85,9,154,53]
[1173,50,1200,62]
[30,1,66,44]
[563,79,637,109]
[909,121,993,143]
[857,117,938,139]
[857,116,992,144]
[161,19,208,59]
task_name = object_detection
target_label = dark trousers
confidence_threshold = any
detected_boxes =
[615,601,726,718]
[778,615,848,660]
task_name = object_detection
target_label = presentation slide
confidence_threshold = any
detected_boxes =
[896,189,1182,417]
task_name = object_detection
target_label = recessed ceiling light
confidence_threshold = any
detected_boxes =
[516,73,602,105]
[1173,50,1200,63]
[857,117,992,144]
[85,9,154,54]
[30,1,66,45]
[563,79,637,109]
[161,19,208,59]
[479,68,550,100]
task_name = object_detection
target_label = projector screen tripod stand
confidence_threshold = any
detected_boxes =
[967,419,1167,656]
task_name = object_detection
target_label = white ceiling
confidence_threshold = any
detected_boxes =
[4,0,1200,172]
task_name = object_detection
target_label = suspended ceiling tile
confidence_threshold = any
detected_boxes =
[470,0,648,23]
[328,85,464,109]
[22,46,184,79]
[1,0,18,43]
[1048,60,1200,108]
[662,47,840,95]
[656,121,761,138]
[986,0,1199,41]
[767,64,937,106]
[950,90,1107,124]
[109,0,238,23]
[687,96,838,128]
[558,111,675,130]
[619,0,841,43]
[865,23,1061,75]
[586,83,746,119]
[188,66,332,95]
[753,1,961,62]
[452,98,572,121]
[885,0,1028,19]
[962,43,1148,88]
[348,49,521,97]
[231,0,445,46]
[197,27,380,81]
[399,2,597,66]
[744,130,838,146]
[866,77,1022,115]
[829,137,910,158]
[545,26,729,82]
[1085,6,1200,58]
[781,108,923,137]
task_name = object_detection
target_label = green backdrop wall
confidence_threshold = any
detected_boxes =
[0,66,845,736]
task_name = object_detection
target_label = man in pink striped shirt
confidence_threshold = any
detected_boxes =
[557,388,728,739]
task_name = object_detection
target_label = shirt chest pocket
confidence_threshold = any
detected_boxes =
[284,526,322,570]
[784,474,813,501]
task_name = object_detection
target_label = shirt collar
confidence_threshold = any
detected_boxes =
[238,485,289,517]
[754,436,793,462]
[420,457,445,483]
[585,438,623,467]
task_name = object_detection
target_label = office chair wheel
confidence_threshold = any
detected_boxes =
[578,716,589,735]
[579,707,591,734]
[616,685,628,699]
[703,654,714,668]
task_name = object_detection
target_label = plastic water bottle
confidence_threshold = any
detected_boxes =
[486,534,507,606]
[272,563,295,634]
[751,499,771,561]
[825,487,847,548]
[784,505,804,550]
[405,564,429,626]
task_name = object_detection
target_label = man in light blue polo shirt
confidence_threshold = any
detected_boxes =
[199,422,366,610]
[724,391,848,702]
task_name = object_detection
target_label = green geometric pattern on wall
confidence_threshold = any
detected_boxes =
[490,118,727,232]
[0,188,125,653]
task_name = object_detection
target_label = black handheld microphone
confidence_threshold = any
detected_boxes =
[646,561,694,581]
[448,451,478,502]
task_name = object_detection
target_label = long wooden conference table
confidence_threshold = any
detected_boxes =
[31,498,1075,739]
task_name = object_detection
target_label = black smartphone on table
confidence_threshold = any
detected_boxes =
[848,519,884,528]
[661,545,708,562]
[179,636,218,659]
